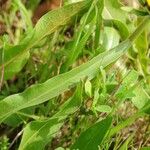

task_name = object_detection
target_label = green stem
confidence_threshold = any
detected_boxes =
[108,112,145,137]
[129,16,150,43]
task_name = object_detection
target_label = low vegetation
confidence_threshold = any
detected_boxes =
[0,0,150,149]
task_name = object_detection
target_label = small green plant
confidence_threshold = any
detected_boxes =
[0,0,150,149]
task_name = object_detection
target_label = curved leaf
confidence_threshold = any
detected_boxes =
[104,19,129,40]
[0,1,91,80]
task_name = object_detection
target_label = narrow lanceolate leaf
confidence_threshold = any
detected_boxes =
[19,85,83,150]
[0,16,149,123]
[14,0,33,28]
[0,40,131,123]
[61,0,104,72]
[30,0,91,45]
[71,117,112,150]
[118,134,134,150]
[0,0,91,80]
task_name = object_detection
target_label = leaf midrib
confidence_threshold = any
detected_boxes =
[20,118,62,150]
[0,40,131,123]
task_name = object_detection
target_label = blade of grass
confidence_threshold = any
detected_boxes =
[61,0,104,72]
[108,101,150,137]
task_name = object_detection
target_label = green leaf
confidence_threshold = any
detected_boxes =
[101,27,120,50]
[121,70,139,85]
[140,100,150,114]
[71,117,112,150]
[55,148,65,150]
[61,0,104,72]
[140,147,150,150]
[0,1,91,80]
[95,105,112,113]
[104,19,129,40]
[19,118,62,150]
[103,0,127,23]
[0,17,149,123]
[94,0,104,49]
[132,84,150,109]
[0,39,132,124]
[85,79,92,97]
[13,0,33,28]
[30,1,91,45]
[108,109,147,137]
[118,135,134,150]
[1,44,30,80]
[3,108,34,127]
[26,0,41,11]
[135,23,149,76]
[19,84,83,150]
[115,70,139,100]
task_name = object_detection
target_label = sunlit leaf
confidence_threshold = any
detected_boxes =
[19,84,83,150]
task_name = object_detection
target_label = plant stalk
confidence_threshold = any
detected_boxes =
[129,15,150,42]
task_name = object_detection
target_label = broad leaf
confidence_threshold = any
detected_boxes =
[19,84,83,150]
[71,117,112,150]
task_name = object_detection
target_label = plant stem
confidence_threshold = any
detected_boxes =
[129,15,150,43]
[108,112,145,137]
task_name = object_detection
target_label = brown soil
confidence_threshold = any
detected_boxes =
[32,0,62,24]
